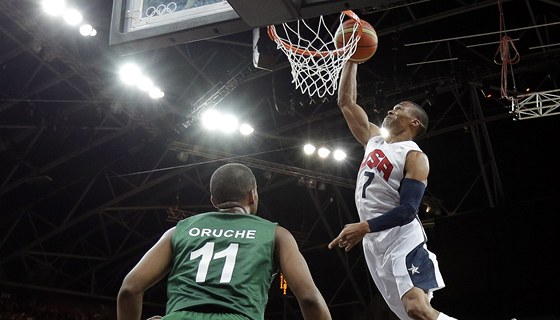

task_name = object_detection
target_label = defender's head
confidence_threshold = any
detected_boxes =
[210,163,258,214]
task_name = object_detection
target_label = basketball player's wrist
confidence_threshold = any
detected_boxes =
[363,220,372,233]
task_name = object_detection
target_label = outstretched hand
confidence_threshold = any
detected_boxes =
[328,221,370,251]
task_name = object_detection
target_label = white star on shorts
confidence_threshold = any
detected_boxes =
[408,264,420,275]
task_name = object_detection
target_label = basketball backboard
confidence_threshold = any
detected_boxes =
[109,0,399,55]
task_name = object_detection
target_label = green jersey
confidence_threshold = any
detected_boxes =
[165,212,278,320]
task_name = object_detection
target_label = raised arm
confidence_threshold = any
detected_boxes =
[275,226,331,320]
[337,62,380,146]
[117,227,175,320]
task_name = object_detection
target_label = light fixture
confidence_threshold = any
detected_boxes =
[202,109,221,130]
[306,179,317,189]
[137,76,154,91]
[79,24,93,36]
[176,151,189,162]
[148,87,165,99]
[239,123,254,135]
[63,8,83,26]
[119,63,141,85]
[317,147,330,158]
[333,149,346,161]
[220,114,239,133]
[303,143,316,155]
[42,0,66,16]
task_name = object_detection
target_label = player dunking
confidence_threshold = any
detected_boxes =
[328,61,458,320]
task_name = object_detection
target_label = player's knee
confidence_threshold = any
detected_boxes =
[404,301,439,320]
[405,305,428,320]
[403,301,419,318]
[402,292,432,319]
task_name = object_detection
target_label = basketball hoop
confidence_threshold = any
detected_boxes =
[267,10,363,98]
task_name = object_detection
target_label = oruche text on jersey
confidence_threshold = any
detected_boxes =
[188,227,257,239]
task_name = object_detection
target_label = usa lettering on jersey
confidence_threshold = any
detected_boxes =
[359,148,394,181]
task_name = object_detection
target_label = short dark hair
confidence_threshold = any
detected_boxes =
[210,163,257,206]
[404,100,429,137]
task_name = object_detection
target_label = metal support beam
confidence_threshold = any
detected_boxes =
[304,188,372,317]
[167,141,357,188]
[181,60,255,130]
[512,88,560,120]
[470,86,505,208]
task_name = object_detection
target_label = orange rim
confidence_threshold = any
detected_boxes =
[267,10,363,57]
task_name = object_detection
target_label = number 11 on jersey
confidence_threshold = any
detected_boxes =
[190,242,239,283]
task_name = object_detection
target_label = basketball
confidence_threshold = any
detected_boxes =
[335,19,378,64]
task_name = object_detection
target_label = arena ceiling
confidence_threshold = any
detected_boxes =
[1,0,559,319]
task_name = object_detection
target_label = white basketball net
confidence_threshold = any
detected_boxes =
[267,11,362,98]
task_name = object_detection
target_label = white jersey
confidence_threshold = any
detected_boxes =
[356,135,421,220]
[356,135,445,320]
[355,135,427,249]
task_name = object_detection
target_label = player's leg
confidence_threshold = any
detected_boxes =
[401,288,457,320]
[401,287,438,319]
[363,237,411,319]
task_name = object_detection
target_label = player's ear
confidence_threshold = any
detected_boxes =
[248,189,259,214]
[210,195,218,208]
[248,189,257,205]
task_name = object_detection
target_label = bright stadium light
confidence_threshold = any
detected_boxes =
[63,8,83,26]
[137,76,154,91]
[333,149,347,161]
[79,24,93,36]
[202,109,221,130]
[149,87,164,99]
[303,144,316,155]
[239,123,254,135]
[42,0,66,16]
[221,114,239,133]
[317,147,330,158]
[119,63,141,85]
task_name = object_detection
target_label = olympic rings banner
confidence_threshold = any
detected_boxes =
[141,0,225,18]
[110,0,244,53]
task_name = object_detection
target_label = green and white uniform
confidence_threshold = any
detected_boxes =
[163,212,278,320]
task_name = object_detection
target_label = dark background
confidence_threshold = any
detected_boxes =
[1,0,559,319]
